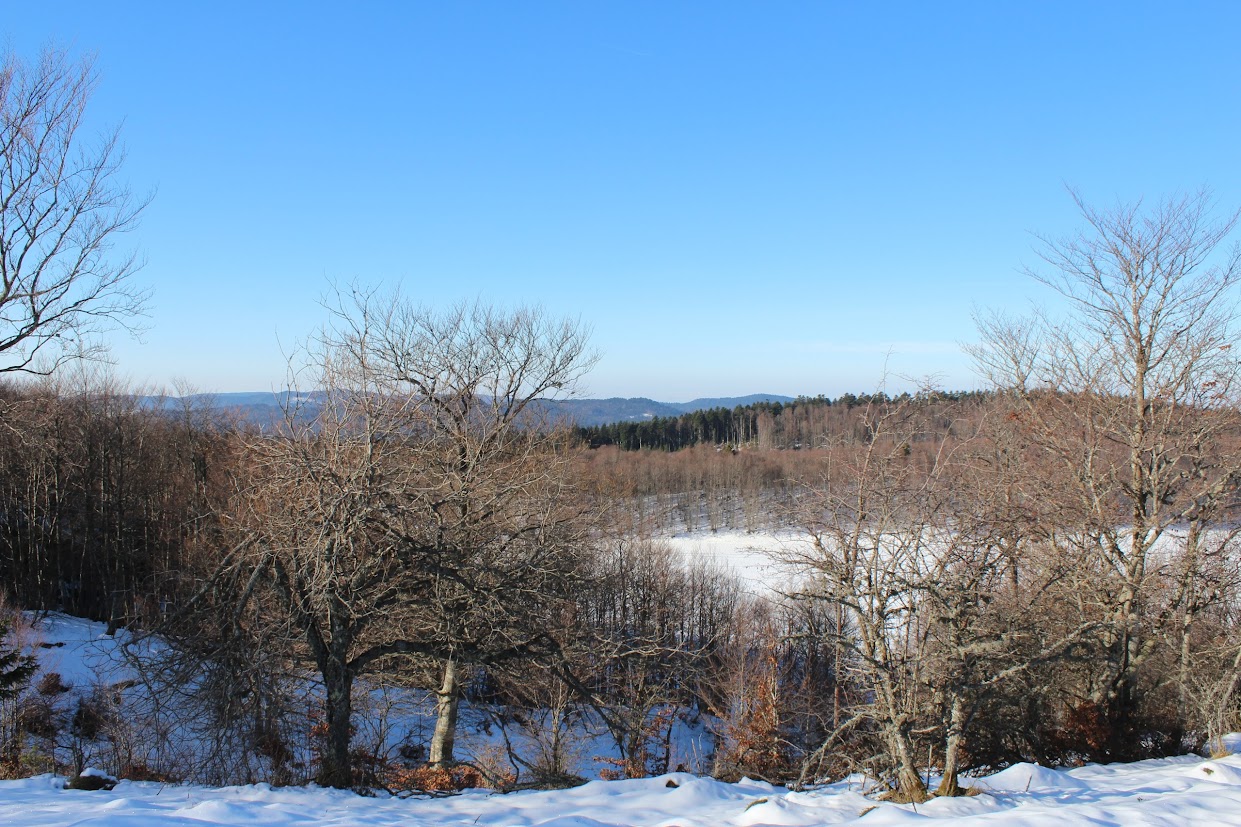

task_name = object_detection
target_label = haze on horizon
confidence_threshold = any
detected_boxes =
[5,2,1240,400]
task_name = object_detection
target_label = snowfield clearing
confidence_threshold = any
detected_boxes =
[659,530,809,593]
[8,752,1241,826]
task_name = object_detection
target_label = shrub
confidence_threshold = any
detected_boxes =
[36,672,72,697]
[118,762,179,783]
[16,697,60,739]
[0,746,52,779]
[385,764,485,793]
[71,695,111,741]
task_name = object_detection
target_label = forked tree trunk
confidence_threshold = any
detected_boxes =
[430,658,460,767]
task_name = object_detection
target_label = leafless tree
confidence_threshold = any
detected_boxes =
[0,47,148,375]
[707,596,837,785]
[352,290,597,770]
[783,399,951,802]
[565,538,736,779]
[972,189,1241,745]
[228,287,595,788]
[783,394,1102,799]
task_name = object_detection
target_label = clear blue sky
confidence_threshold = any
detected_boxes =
[8,2,1241,400]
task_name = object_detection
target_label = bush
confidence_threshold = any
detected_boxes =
[16,697,60,739]
[118,762,179,783]
[70,694,112,741]
[0,746,52,779]
[385,764,485,793]
[36,672,72,696]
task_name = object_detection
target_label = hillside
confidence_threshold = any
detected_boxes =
[12,611,1241,827]
[141,392,797,428]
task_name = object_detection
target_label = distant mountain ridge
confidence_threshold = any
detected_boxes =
[145,392,796,427]
[546,394,797,426]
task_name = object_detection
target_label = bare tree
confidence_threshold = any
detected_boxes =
[784,393,1102,799]
[0,47,148,375]
[972,190,1241,746]
[228,287,596,788]
[564,538,737,779]
[353,291,597,769]
[784,398,950,802]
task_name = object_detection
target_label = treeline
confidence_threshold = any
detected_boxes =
[0,375,229,627]
[573,390,989,451]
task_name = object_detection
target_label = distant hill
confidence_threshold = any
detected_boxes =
[676,394,795,412]
[540,397,684,425]
[137,391,326,429]
[540,394,794,426]
[140,392,796,428]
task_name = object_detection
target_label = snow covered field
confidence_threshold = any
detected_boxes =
[8,752,1241,826]
[659,530,809,593]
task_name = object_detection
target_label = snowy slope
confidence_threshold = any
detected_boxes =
[16,598,1241,825]
[659,530,809,594]
[25,611,134,688]
[7,754,1241,826]
[17,612,716,785]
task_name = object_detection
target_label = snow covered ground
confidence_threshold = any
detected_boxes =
[14,551,1241,825]
[8,751,1241,826]
[659,530,810,594]
[15,611,716,785]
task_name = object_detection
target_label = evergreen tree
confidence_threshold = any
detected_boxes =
[0,616,35,699]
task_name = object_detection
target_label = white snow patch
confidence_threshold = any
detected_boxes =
[979,762,1092,792]
[659,530,810,593]
[7,750,1241,826]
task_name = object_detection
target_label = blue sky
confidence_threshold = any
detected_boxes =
[7,2,1241,399]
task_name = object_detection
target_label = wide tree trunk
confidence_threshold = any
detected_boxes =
[430,658,460,767]
[317,663,354,788]
[895,763,928,803]
[891,723,928,803]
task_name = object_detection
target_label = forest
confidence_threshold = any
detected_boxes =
[572,390,988,452]
[3,46,1241,806]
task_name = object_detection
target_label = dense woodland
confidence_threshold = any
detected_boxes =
[573,390,988,452]
[3,46,1241,804]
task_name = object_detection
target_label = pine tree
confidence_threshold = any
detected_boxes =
[0,617,36,700]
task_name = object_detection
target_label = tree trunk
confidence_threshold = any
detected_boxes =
[935,695,967,797]
[891,725,928,803]
[430,658,460,767]
[318,664,354,788]
[624,712,648,778]
[895,762,928,803]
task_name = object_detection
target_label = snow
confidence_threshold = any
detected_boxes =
[17,596,1241,825]
[9,752,1241,826]
[980,762,1092,792]
[21,611,129,688]
[16,611,715,785]
[659,530,810,593]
